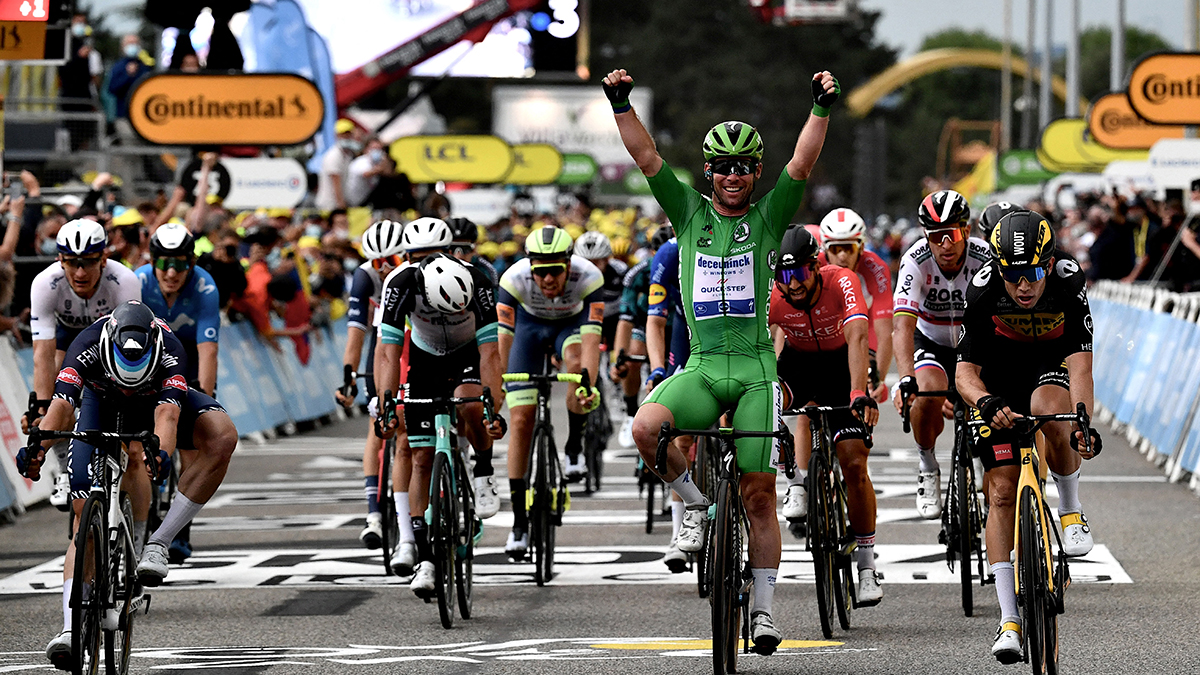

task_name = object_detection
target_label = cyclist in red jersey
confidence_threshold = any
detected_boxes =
[769,226,883,605]
[817,208,893,403]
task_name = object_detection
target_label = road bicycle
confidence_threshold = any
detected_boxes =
[501,353,585,586]
[655,420,794,674]
[1006,404,1093,675]
[691,429,721,598]
[900,388,992,616]
[793,403,872,639]
[386,388,495,628]
[29,420,159,675]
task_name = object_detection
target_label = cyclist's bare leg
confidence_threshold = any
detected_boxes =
[912,366,948,455]
[507,404,535,483]
[562,343,584,414]
[362,424,381,501]
[122,448,151,523]
[454,382,493,474]
[409,445,434,515]
[631,402,688,480]
[789,408,814,486]
[1031,385,1081,477]
[837,439,876,534]
[175,411,236,503]
[741,471,782,567]
[983,465,1020,563]
[622,340,647,399]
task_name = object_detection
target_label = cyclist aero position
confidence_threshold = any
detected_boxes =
[956,211,1098,663]
[27,219,141,508]
[16,301,237,666]
[335,219,410,552]
[377,247,506,596]
[769,226,883,604]
[613,66,840,649]
[892,190,989,519]
[496,225,602,558]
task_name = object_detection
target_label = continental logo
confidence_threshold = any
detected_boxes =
[1088,92,1185,150]
[129,74,324,145]
[993,312,1065,341]
[1128,53,1200,125]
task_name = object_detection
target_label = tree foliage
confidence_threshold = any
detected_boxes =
[1078,26,1173,101]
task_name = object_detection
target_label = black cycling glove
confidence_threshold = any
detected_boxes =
[1070,427,1102,458]
[811,74,841,116]
[851,394,878,419]
[976,395,1009,427]
[603,78,633,113]
[897,375,919,400]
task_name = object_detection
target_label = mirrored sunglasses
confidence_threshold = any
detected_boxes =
[153,257,192,273]
[711,158,758,176]
[61,256,103,269]
[776,262,817,285]
[372,254,401,270]
[531,263,567,278]
[1000,264,1049,284]
[925,226,966,246]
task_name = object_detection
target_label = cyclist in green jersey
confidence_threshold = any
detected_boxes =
[606,66,839,650]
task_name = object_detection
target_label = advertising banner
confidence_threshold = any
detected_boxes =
[493,85,653,167]
[503,143,564,185]
[1127,52,1200,125]
[1088,92,1186,150]
[1148,138,1200,189]
[389,134,515,184]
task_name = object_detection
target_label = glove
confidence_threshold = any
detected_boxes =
[491,414,508,435]
[337,365,359,404]
[579,387,602,414]
[646,367,666,387]
[603,78,634,113]
[976,395,1008,427]
[897,375,918,401]
[1070,427,1102,458]
[811,74,841,117]
[851,392,878,419]
[15,446,37,478]
[153,450,172,482]
[367,396,379,420]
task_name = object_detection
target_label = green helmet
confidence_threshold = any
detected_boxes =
[703,121,764,161]
[525,225,573,260]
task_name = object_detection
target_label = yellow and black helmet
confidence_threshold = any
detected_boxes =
[990,210,1054,268]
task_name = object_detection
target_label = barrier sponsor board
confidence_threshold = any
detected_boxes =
[997,149,1057,188]
[1088,92,1186,150]
[222,158,308,209]
[128,73,325,146]
[1127,52,1200,125]
[0,20,45,60]
[389,134,515,184]
[1148,138,1200,189]
[503,143,564,185]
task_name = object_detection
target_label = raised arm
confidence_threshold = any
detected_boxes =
[603,69,663,177]
[785,71,840,182]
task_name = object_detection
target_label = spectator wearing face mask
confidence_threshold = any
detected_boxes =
[314,119,362,211]
[196,227,248,311]
[107,34,154,143]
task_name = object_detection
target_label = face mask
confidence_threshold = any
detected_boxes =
[124,44,139,58]
[343,258,359,274]
[266,247,282,269]
[305,225,324,239]
[338,139,361,153]
[369,149,384,163]
[71,23,87,37]
[41,238,59,255]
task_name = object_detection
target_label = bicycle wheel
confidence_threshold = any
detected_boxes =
[429,452,457,629]
[72,497,106,675]
[711,476,740,675]
[806,452,835,640]
[1019,488,1047,675]
[694,438,712,598]
[645,471,656,534]
[955,458,975,616]
[832,480,854,631]
[530,426,556,586]
[379,437,400,576]
[105,494,137,675]
[455,454,475,620]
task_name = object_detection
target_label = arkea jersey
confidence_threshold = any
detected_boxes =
[135,264,221,345]
[346,262,386,331]
[646,160,806,358]
[378,261,499,355]
[497,255,605,324]
[958,257,1093,368]
[30,260,140,342]
[893,237,991,348]
[818,248,893,351]
[53,317,190,409]
[769,265,868,352]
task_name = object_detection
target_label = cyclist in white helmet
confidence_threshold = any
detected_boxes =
[26,218,140,509]
[336,220,410,553]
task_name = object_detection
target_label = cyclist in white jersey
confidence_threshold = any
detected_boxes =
[892,190,990,519]
[26,218,140,508]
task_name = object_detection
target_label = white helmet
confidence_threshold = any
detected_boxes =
[402,217,452,253]
[420,254,474,314]
[361,219,405,259]
[57,218,107,256]
[819,208,867,247]
[574,231,612,260]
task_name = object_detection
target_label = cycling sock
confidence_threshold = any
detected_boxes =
[991,562,1019,620]
[133,522,147,557]
[917,444,939,473]
[671,499,685,540]
[472,445,494,478]
[149,493,202,548]
[566,411,586,460]
[789,468,808,488]
[624,394,639,417]
[1050,468,1082,514]
[412,517,431,562]
[510,478,528,531]
[855,532,877,570]
[668,471,706,506]
[62,579,72,632]
[54,440,69,466]
[396,492,415,543]
[751,568,777,616]
[364,476,380,514]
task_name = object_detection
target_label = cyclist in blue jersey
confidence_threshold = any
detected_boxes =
[646,236,688,385]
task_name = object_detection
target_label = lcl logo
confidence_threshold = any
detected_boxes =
[423,143,475,162]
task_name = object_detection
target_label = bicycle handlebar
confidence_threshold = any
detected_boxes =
[654,422,796,480]
[400,388,497,424]
[613,350,648,377]
[783,403,876,450]
[502,373,584,385]
[1010,403,1093,457]
[899,388,957,434]
[29,428,160,476]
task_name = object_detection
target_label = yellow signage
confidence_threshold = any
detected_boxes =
[1039,118,1146,173]
[503,144,564,185]
[1128,52,1200,125]
[390,135,515,184]
[128,73,324,145]
[1088,92,1186,149]
[0,21,45,60]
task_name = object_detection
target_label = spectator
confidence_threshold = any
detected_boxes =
[107,208,148,268]
[107,34,153,143]
[313,119,361,211]
[1087,204,1136,281]
[1131,200,1200,290]
[58,14,103,149]
[196,227,248,310]
[0,196,27,343]
[325,208,350,243]
[345,137,387,207]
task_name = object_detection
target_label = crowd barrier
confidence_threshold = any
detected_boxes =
[1090,280,1200,494]
[0,318,360,515]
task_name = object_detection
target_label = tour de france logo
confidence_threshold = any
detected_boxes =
[733,222,751,243]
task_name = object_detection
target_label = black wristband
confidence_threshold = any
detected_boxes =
[977,395,1007,425]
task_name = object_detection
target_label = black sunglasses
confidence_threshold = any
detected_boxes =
[710,158,758,176]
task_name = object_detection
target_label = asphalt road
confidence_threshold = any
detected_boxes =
[2,393,1199,675]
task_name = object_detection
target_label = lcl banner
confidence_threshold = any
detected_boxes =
[1088,92,1186,150]
[1127,52,1200,125]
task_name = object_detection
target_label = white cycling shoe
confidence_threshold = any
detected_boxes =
[1059,511,1094,557]
[506,528,529,561]
[663,539,688,573]
[992,618,1023,664]
[410,561,436,599]
[473,476,500,519]
[857,568,883,606]
[750,612,782,653]
[389,542,417,576]
[782,484,807,520]
[675,503,709,553]
[136,541,170,587]
[46,630,72,669]
[916,471,942,520]
[359,512,383,550]
[618,416,636,448]
[50,472,70,512]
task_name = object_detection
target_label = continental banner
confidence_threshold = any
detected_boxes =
[1127,52,1200,125]
[1088,92,1186,150]
[129,73,325,145]
[390,135,515,184]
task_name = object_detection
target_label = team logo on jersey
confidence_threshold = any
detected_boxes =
[733,222,751,243]
[57,368,82,387]
[1056,259,1080,277]
[648,284,667,305]
[768,250,777,270]
[696,237,713,248]
[973,265,992,287]
[64,299,71,310]
[1085,315,1094,335]
[163,374,188,392]
[703,223,714,235]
